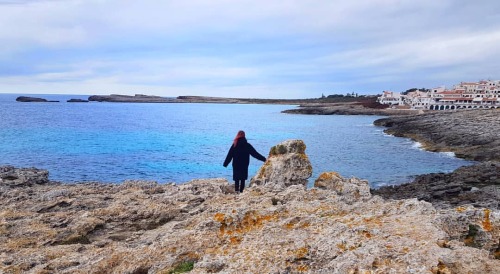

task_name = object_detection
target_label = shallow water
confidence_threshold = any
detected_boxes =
[0,94,473,187]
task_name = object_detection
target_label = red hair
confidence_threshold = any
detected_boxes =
[233,130,245,147]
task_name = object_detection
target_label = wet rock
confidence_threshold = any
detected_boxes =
[250,139,312,189]
[0,166,50,187]
[374,109,500,161]
[373,162,500,209]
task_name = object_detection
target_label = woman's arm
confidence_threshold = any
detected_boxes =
[223,146,234,167]
[248,144,266,162]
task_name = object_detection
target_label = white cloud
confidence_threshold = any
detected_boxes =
[1,0,500,96]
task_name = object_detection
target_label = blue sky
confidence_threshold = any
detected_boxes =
[1,0,500,98]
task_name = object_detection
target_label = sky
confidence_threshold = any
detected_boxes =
[1,0,500,98]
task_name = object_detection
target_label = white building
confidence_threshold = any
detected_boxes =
[377,91,405,106]
[377,80,500,110]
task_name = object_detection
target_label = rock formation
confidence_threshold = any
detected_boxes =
[373,161,500,209]
[250,139,312,189]
[67,99,89,103]
[15,96,59,103]
[1,140,500,273]
[374,109,500,162]
[88,94,177,103]
[314,172,371,204]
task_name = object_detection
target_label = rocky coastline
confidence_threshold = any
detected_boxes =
[373,109,499,162]
[1,140,500,273]
[281,103,421,116]
[373,109,500,211]
[87,94,314,104]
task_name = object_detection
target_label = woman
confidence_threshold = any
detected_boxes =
[223,130,266,193]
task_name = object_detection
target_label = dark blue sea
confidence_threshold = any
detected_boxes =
[0,94,473,187]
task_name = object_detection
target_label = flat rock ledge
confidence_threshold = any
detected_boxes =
[374,109,500,162]
[1,141,500,273]
[373,161,500,210]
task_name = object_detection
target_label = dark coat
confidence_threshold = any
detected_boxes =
[223,137,266,181]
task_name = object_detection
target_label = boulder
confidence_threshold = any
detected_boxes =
[314,172,371,203]
[0,166,50,187]
[250,140,312,189]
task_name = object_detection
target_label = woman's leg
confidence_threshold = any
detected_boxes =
[234,180,240,192]
[239,180,246,193]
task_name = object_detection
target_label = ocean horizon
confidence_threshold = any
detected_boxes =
[0,93,473,188]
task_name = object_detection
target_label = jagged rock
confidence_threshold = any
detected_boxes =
[373,161,500,209]
[250,139,312,189]
[314,172,371,203]
[0,166,50,187]
[436,206,500,254]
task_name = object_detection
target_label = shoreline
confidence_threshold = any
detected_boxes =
[372,109,499,210]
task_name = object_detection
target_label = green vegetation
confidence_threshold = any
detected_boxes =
[168,261,194,274]
[270,144,287,156]
[464,224,480,248]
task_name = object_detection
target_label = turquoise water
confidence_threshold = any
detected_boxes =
[0,94,473,187]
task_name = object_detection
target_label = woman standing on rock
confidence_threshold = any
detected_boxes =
[223,130,267,193]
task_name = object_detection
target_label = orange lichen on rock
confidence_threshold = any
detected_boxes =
[316,172,340,181]
[295,246,309,259]
[361,230,372,238]
[214,213,225,223]
[216,211,277,238]
[482,209,492,232]
[455,206,466,213]
[431,260,452,274]
[229,236,241,245]
[296,264,309,272]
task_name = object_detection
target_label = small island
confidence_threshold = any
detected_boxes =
[67,99,89,103]
[15,96,59,103]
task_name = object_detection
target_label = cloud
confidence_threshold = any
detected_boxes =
[1,0,500,97]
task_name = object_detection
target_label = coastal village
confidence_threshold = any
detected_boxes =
[377,79,500,110]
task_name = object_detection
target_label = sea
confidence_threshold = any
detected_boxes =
[0,94,474,188]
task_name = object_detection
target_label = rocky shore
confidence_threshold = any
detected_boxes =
[374,109,500,162]
[373,109,500,212]
[1,140,500,273]
[282,103,421,116]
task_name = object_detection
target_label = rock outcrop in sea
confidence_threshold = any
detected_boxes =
[1,140,499,273]
[15,96,59,103]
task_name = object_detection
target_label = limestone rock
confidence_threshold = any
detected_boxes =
[314,172,371,203]
[374,109,500,161]
[2,155,500,273]
[0,166,50,187]
[373,161,500,209]
[250,139,312,189]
